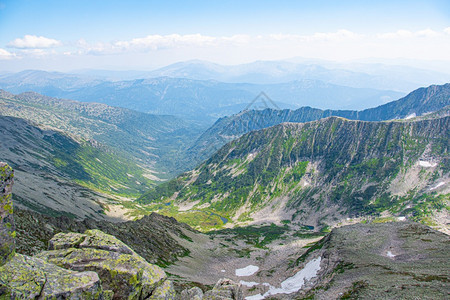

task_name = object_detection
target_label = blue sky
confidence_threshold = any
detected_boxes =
[0,0,449,71]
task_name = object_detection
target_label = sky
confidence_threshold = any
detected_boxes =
[0,0,450,72]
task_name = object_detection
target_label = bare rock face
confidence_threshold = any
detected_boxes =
[37,229,176,299]
[0,162,15,266]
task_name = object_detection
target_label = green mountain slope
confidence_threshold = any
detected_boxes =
[188,84,450,168]
[0,90,203,179]
[0,115,157,219]
[139,116,449,231]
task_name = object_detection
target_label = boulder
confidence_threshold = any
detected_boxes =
[37,229,175,299]
[0,162,15,266]
[204,278,243,300]
[0,253,104,299]
[179,286,204,300]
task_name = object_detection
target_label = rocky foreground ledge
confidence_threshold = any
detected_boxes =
[0,163,243,299]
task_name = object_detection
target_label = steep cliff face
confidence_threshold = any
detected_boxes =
[188,84,450,167]
[140,116,449,230]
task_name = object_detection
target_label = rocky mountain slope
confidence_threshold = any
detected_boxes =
[139,115,449,232]
[289,222,450,300]
[0,71,403,122]
[0,115,150,219]
[188,84,450,167]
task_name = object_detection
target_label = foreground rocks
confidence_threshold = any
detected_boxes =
[36,229,172,299]
[0,163,243,299]
[0,162,107,298]
[0,253,103,298]
[0,162,15,266]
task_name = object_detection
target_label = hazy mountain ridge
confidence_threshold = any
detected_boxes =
[143,59,450,92]
[188,84,450,167]
[0,70,404,122]
[139,115,449,231]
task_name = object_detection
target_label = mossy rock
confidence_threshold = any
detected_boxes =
[0,253,103,299]
[37,229,168,299]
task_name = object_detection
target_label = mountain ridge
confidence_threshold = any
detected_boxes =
[139,115,449,232]
[186,83,450,168]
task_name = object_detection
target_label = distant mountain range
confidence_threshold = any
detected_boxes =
[143,60,450,92]
[0,69,405,122]
[187,84,450,168]
[76,59,450,92]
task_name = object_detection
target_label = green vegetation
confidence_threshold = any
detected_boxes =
[139,115,448,230]
[208,223,289,248]
[43,133,153,197]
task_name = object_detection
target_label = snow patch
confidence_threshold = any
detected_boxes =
[418,161,437,168]
[236,265,259,277]
[240,280,259,287]
[387,251,395,258]
[246,257,321,299]
[405,113,416,120]
[430,182,445,190]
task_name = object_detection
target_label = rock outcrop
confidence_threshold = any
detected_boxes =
[0,162,15,266]
[36,229,174,299]
[203,279,243,300]
[179,287,204,300]
[293,222,450,299]
[0,163,177,299]
[0,254,103,299]
[1,163,243,299]
[0,162,107,299]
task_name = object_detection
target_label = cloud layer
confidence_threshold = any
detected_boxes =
[8,35,61,49]
[3,28,450,67]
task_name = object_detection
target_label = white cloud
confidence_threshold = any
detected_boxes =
[416,28,440,38]
[377,29,414,39]
[0,48,15,60]
[8,35,61,49]
[377,29,442,39]
[444,27,450,35]
[307,29,362,41]
[75,34,252,55]
[269,30,362,42]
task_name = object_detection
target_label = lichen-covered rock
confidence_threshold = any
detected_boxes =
[0,162,15,266]
[0,253,103,299]
[148,279,176,299]
[37,229,168,299]
[180,286,204,300]
[204,278,243,300]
